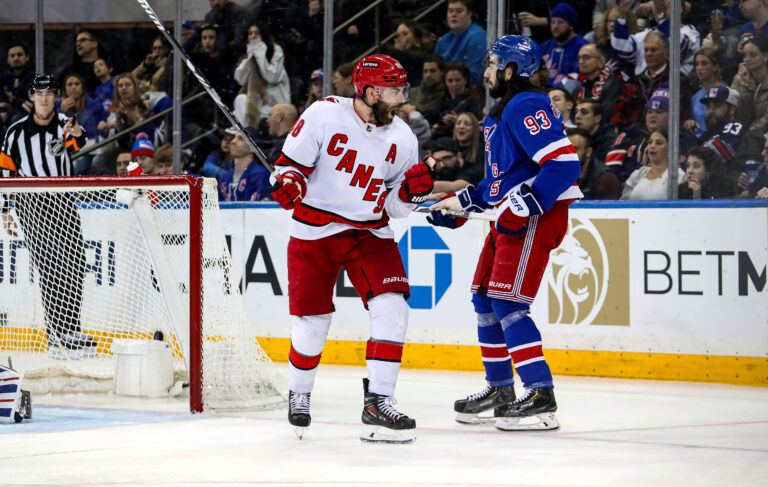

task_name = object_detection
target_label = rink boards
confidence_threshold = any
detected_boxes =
[223,201,768,387]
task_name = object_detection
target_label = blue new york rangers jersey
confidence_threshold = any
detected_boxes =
[480,91,582,209]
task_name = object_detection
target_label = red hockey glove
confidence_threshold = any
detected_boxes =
[496,184,543,236]
[271,171,307,210]
[398,160,434,204]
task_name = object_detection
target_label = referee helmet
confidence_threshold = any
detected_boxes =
[29,74,60,97]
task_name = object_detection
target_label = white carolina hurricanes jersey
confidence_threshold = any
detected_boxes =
[275,96,419,240]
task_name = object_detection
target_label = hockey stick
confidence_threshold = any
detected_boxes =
[135,0,275,174]
[413,206,497,221]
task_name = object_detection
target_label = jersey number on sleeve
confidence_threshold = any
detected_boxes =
[523,110,552,135]
[290,119,305,137]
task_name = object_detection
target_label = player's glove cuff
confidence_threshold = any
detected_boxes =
[495,184,543,236]
[455,185,488,213]
[505,184,543,217]
[271,171,307,210]
[399,161,434,204]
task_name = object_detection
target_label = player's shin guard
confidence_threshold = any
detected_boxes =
[472,294,515,386]
[287,313,332,394]
[492,300,553,389]
[366,293,408,396]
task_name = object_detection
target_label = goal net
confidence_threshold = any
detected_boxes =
[0,175,285,412]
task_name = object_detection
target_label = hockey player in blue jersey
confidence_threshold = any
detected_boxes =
[427,35,582,432]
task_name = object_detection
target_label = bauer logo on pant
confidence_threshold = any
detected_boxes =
[547,218,629,326]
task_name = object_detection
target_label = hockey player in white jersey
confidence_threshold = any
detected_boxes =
[270,54,434,443]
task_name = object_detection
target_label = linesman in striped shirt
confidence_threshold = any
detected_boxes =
[0,74,97,357]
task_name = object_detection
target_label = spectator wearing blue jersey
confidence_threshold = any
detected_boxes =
[55,73,107,175]
[203,128,234,181]
[91,57,115,112]
[738,0,768,38]
[428,35,582,432]
[434,0,487,86]
[218,128,271,202]
[541,3,589,86]
[683,48,725,138]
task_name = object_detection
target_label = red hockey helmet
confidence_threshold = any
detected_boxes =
[353,54,409,102]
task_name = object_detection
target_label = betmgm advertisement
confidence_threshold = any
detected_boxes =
[223,203,767,385]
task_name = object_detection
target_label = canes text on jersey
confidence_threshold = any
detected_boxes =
[327,133,397,212]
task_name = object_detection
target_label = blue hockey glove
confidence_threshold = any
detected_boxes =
[426,185,486,229]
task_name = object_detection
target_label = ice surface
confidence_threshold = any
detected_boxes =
[2,364,767,486]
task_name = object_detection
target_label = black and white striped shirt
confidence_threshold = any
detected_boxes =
[0,112,86,177]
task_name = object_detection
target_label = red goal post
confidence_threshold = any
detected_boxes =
[0,175,284,412]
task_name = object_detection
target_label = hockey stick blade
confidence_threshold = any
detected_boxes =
[135,0,275,175]
[413,206,496,221]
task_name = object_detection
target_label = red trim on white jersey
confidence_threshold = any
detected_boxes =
[275,153,314,178]
[292,203,390,229]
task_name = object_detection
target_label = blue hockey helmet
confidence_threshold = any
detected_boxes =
[484,35,541,79]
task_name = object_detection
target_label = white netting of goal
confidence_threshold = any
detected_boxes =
[0,177,285,411]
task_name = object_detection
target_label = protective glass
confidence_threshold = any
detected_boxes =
[374,83,410,103]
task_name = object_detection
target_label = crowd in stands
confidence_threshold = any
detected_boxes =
[1,0,768,201]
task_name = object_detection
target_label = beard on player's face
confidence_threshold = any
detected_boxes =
[373,100,402,125]
[489,71,508,98]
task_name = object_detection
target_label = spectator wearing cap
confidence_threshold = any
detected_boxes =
[606,87,695,183]
[131,135,156,174]
[560,43,624,122]
[430,136,483,194]
[217,128,271,202]
[696,85,744,177]
[540,3,589,86]
[303,69,323,113]
[181,21,197,46]
[434,0,487,86]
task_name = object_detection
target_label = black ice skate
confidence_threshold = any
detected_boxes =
[495,387,560,432]
[288,391,311,439]
[48,331,98,360]
[360,378,416,444]
[454,385,516,424]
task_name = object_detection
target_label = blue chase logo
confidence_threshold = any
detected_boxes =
[397,226,452,309]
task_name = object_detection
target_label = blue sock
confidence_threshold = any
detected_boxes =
[472,293,514,387]
[491,299,553,389]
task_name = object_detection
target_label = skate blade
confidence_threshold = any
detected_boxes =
[455,412,498,425]
[360,424,416,444]
[495,412,560,432]
[293,426,307,440]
